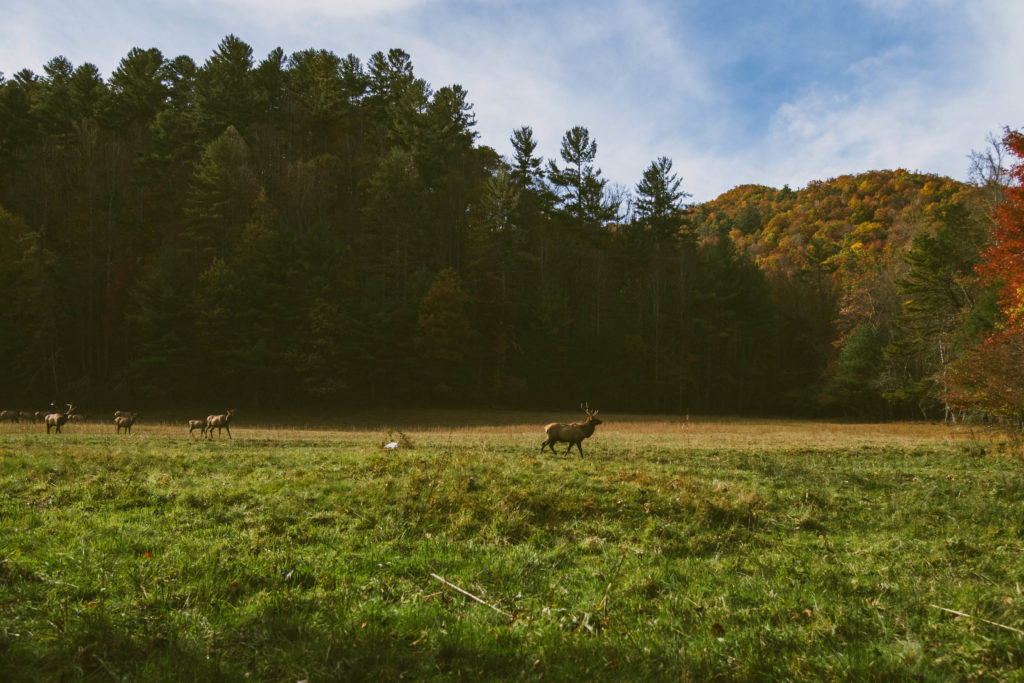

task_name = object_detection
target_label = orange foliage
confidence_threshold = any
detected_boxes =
[692,170,972,333]
[977,128,1024,329]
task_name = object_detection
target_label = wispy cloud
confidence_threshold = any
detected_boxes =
[205,0,439,20]
[744,0,1024,193]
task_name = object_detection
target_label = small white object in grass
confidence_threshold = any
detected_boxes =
[384,441,399,450]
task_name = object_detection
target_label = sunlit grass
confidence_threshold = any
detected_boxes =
[0,412,1020,680]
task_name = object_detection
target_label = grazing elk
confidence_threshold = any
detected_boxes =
[541,403,602,456]
[45,404,75,434]
[0,410,19,423]
[115,412,138,435]
[188,419,208,438]
[19,410,35,422]
[206,409,234,439]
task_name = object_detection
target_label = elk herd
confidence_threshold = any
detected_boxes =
[0,404,236,439]
[2,402,605,454]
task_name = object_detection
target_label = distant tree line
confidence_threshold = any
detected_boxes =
[0,35,1017,418]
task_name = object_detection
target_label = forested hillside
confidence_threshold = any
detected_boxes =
[0,36,1013,417]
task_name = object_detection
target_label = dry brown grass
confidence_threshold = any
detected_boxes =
[0,410,994,451]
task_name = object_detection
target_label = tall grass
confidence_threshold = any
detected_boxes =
[0,416,1021,680]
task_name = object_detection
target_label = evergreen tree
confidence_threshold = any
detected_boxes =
[510,125,543,189]
[109,47,168,128]
[823,323,887,417]
[287,48,349,129]
[366,48,430,150]
[184,126,259,259]
[126,247,197,400]
[634,156,689,229]
[547,125,619,224]
[193,35,257,136]
[415,268,477,397]
[882,199,989,418]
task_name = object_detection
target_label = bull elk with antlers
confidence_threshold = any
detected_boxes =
[45,404,75,434]
[541,403,602,456]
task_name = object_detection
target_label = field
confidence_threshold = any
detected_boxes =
[1,412,1022,681]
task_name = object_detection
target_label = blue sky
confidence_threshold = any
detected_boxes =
[2,0,1021,202]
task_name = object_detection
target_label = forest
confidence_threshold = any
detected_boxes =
[0,35,1021,420]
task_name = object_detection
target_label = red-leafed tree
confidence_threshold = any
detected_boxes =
[977,128,1024,324]
[946,128,1024,423]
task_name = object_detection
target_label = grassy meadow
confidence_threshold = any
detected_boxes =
[0,412,1022,680]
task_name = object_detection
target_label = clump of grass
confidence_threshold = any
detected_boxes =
[379,429,415,450]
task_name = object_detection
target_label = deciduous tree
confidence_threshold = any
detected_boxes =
[946,128,1024,422]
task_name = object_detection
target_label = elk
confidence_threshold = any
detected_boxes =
[115,412,138,435]
[206,409,234,439]
[45,404,75,434]
[541,403,602,456]
[19,410,35,422]
[188,419,208,438]
[0,410,19,423]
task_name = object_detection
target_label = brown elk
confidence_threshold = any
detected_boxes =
[188,419,208,438]
[206,409,234,439]
[19,410,35,422]
[45,404,75,434]
[541,403,602,456]
[115,412,138,435]
[0,410,19,423]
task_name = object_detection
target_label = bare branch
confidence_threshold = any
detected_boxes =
[430,573,512,618]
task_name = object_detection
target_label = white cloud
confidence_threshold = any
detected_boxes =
[675,0,1024,199]
[206,0,437,20]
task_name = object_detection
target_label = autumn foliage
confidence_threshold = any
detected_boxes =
[0,36,1014,418]
[977,129,1024,327]
[945,128,1024,423]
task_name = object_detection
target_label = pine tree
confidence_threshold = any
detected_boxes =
[547,126,619,224]
[634,156,689,230]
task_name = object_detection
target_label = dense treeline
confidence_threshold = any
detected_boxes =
[0,36,1010,416]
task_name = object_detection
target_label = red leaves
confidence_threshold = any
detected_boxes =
[978,129,1024,330]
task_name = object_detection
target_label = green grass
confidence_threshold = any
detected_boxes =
[0,419,1022,680]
